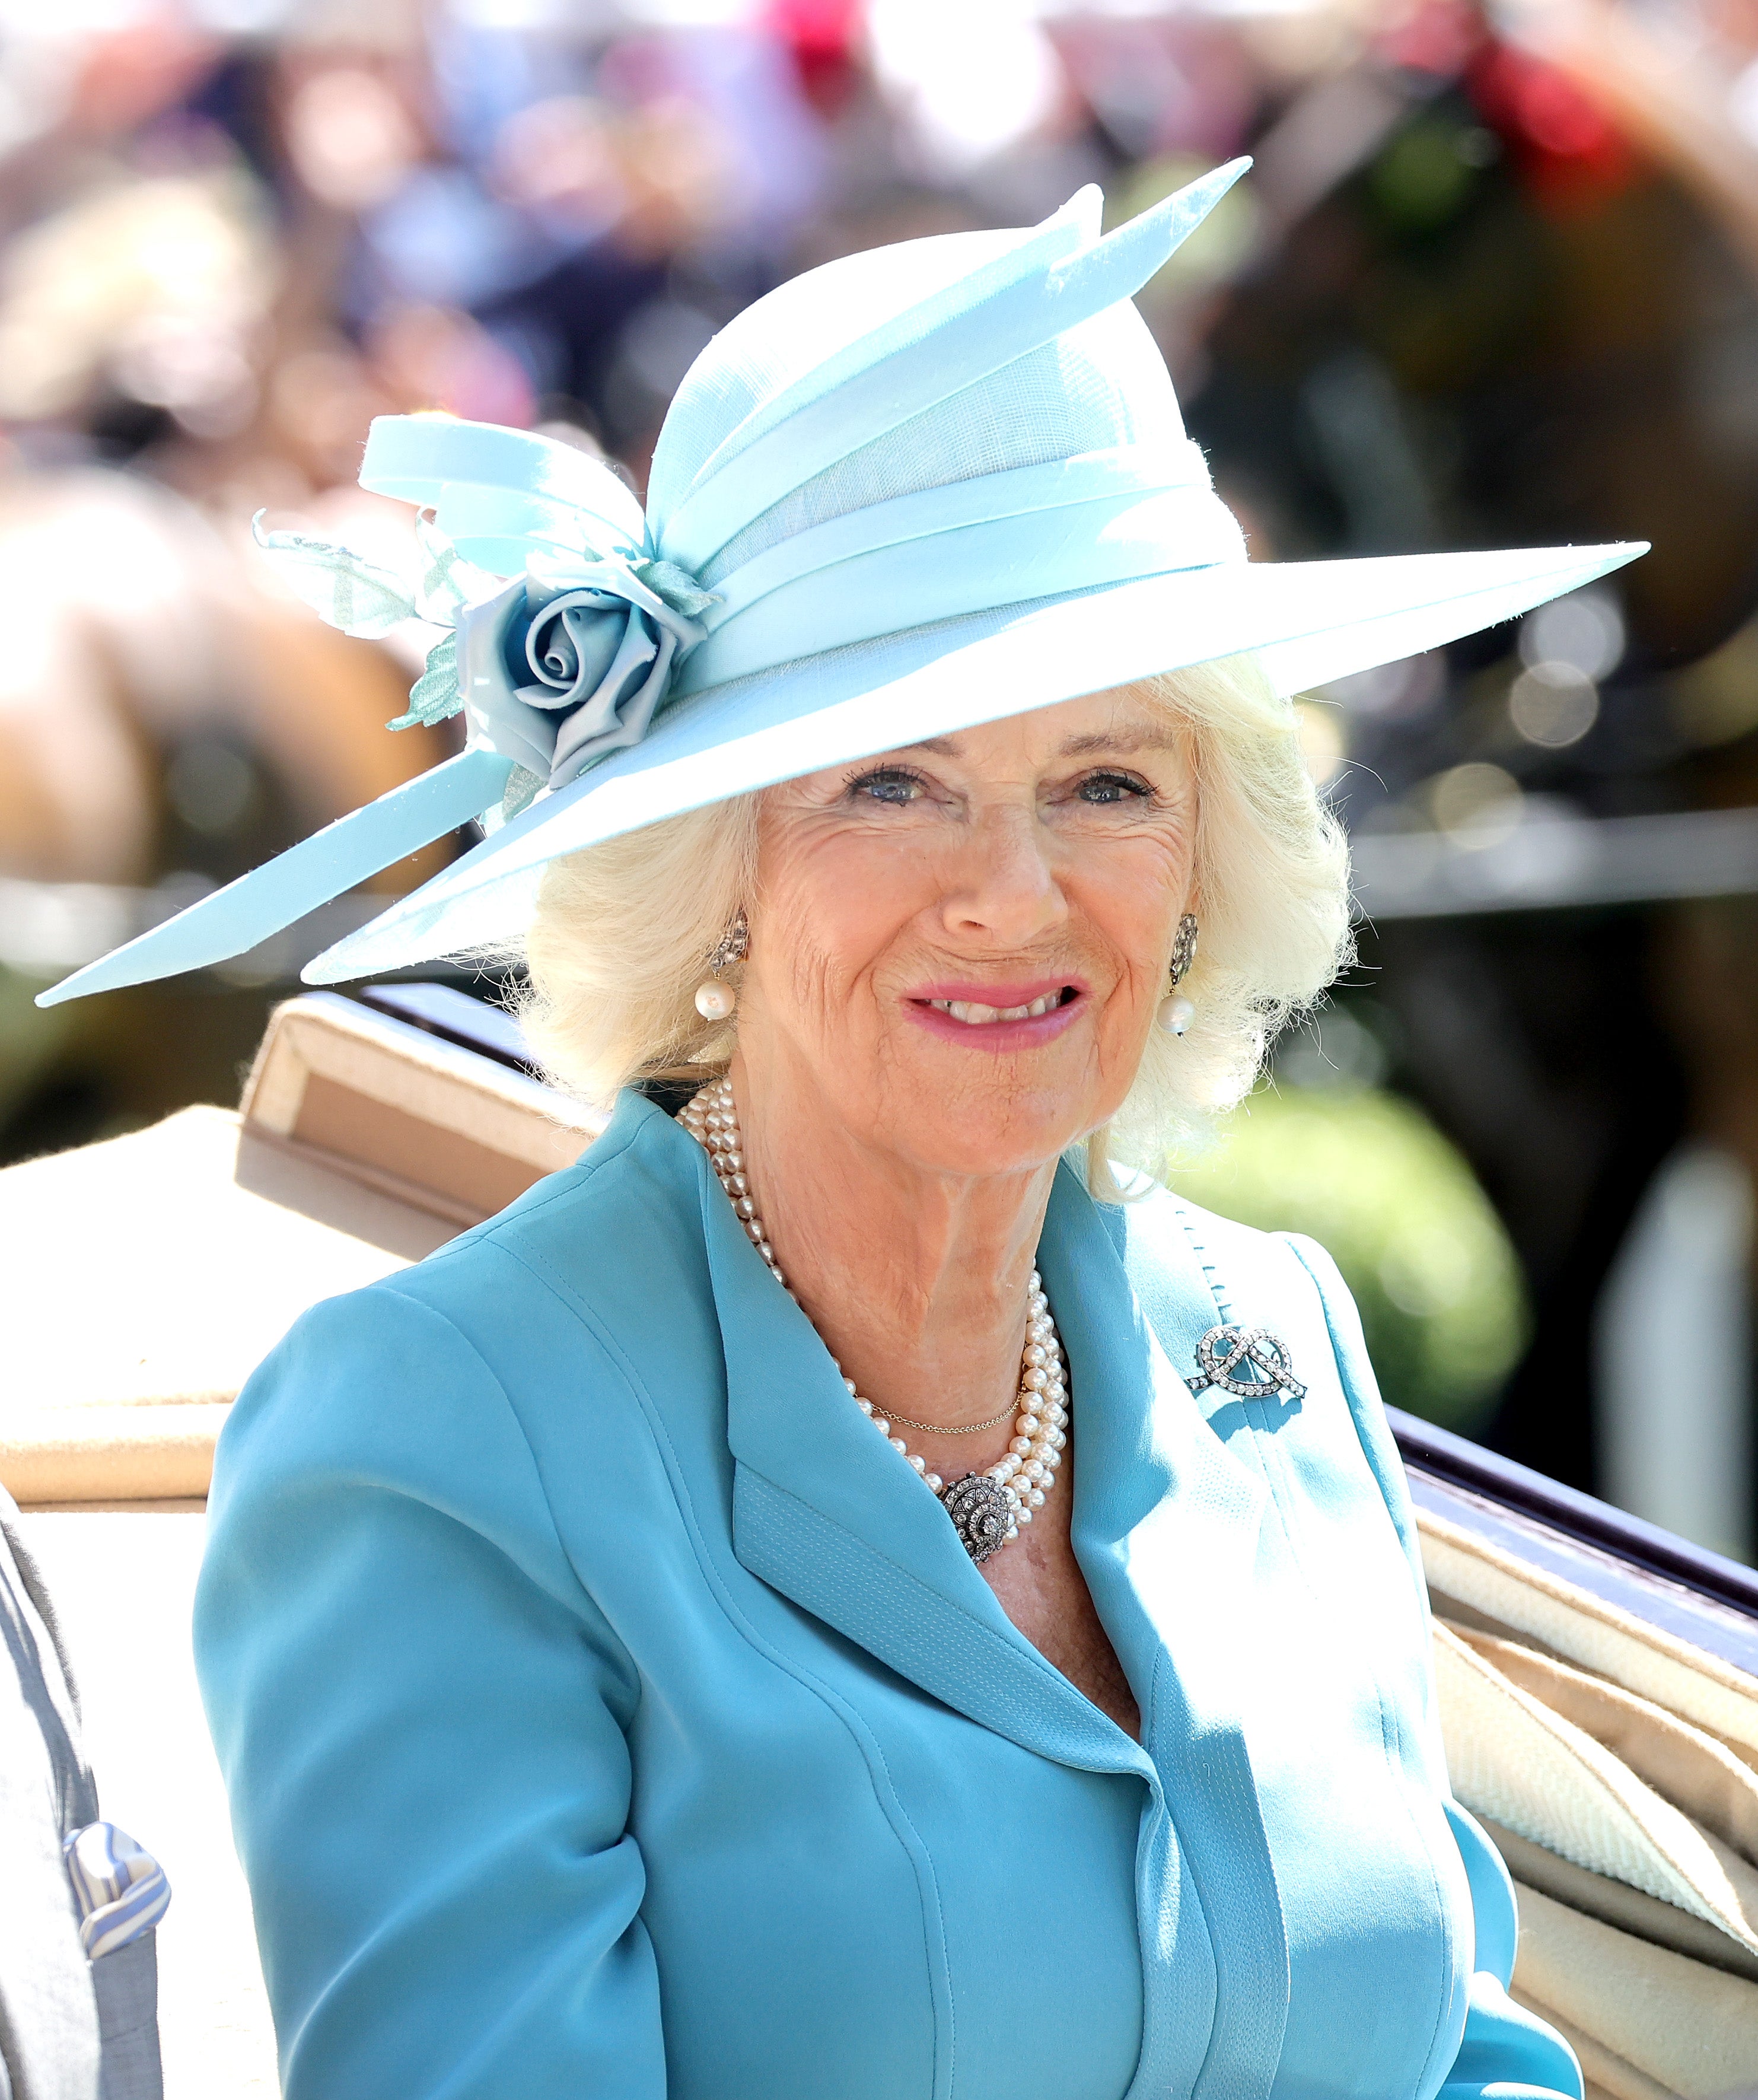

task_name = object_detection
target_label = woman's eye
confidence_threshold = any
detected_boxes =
[848,768,923,806]
[1075,771,1151,806]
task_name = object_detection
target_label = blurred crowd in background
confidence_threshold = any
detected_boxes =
[4,0,1758,1555]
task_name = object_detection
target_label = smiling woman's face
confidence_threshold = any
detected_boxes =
[738,685,1199,1179]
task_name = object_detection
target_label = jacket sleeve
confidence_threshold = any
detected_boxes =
[1284,1233,1584,2100]
[1440,1802,1584,2100]
[194,1279,664,2100]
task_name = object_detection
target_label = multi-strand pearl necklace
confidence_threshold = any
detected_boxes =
[680,1075,1068,1564]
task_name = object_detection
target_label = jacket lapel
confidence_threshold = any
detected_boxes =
[1041,1161,1291,2100]
[702,1146,1151,1780]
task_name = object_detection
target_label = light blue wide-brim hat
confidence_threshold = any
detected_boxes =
[41,161,1644,1007]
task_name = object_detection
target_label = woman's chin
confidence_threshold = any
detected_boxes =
[845,1026,1129,1178]
[869,1089,1098,1181]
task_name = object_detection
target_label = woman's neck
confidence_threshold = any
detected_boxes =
[725,1049,1057,1440]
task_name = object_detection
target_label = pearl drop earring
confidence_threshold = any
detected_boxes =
[695,908,749,1021]
[1157,914,1199,1036]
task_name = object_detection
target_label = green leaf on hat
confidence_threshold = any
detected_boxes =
[253,513,421,639]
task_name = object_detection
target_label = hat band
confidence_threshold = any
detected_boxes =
[677,472,1243,697]
[698,439,1210,599]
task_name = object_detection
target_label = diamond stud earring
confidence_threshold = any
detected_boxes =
[695,908,749,1020]
[1156,914,1199,1036]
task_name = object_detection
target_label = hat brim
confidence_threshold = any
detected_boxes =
[297,538,1641,982]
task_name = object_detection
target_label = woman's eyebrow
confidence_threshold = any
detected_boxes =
[891,726,1180,762]
[1058,726,1181,756]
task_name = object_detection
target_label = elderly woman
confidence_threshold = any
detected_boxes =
[47,164,1640,2099]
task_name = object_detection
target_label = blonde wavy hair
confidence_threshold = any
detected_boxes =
[517,653,1352,1197]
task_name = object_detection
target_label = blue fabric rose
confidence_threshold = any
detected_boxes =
[457,553,715,806]
[255,517,716,820]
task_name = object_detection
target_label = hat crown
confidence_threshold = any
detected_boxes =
[649,222,1195,591]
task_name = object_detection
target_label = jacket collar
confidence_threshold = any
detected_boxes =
[689,1127,1136,1778]
[661,1093,1267,1786]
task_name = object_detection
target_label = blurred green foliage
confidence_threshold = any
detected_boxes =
[0,965,72,1131]
[1165,1083,1528,1433]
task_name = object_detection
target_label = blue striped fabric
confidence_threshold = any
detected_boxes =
[62,1822,171,1960]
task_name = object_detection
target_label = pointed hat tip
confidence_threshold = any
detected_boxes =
[1157,152,1252,223]
[1072,154,1254,299]
[1053,155,1251,266]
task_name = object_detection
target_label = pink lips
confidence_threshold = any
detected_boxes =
[905,978,1088,1051]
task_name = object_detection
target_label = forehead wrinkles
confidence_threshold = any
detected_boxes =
[894,709,1186,767]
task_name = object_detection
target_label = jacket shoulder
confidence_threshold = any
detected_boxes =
[368,1089,705,1338]
[216,1096,717,1530]
[212,1178,673,1607]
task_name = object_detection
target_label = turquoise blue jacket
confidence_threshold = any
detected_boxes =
[196,1090,1582,2100]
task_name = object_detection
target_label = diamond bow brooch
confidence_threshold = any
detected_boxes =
[1187,1324,1307,1403]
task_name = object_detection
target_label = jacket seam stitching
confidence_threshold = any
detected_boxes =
[744,1472,1142,1763]
[1278,1234,1461,2091]
[1173,1204,1463,2088]
[372,1277,641,1685]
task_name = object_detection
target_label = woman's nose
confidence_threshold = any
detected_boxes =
[937,805,1066,947]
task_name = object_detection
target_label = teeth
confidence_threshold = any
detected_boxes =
[927,992,1065,1024]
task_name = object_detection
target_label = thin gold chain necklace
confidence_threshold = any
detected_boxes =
[883,1395,1019,1436]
